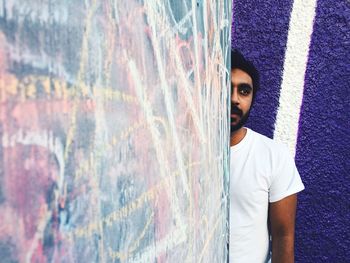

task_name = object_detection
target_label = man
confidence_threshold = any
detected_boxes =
[229,49,305,263]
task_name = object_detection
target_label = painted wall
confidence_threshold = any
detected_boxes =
[0,1,231,262]
[232,0,350,262]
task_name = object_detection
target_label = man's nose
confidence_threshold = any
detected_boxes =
[231,87,239,105]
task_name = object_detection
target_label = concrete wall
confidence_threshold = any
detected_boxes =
[232,0,350,262]
[0,1,231,262]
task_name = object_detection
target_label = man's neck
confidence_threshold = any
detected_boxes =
[230,127,247,146]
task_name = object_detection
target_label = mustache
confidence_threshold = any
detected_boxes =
[231,105,243,117]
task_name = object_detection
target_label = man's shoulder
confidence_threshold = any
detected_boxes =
[249,128,288,154]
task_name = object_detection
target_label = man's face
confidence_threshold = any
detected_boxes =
[230,68,254,133]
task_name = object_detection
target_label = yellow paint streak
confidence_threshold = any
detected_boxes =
[64,0,98,162]
[42,77,51,95]
[198,213,224,262]
[185,153,195,262]
[74,119,148,180]
[72,184,157,239]
[26,83,36,98]
[128,56,186,233]
[53,79,63,99]
[0,74,138,103]
[108,212,154,261]
[69,161,201,240]
[172,40,205,143]
[0,75,18,101]
[145,0,190,200]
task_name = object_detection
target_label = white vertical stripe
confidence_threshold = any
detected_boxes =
[273,0,317,155]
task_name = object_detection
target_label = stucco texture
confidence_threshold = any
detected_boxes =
[296,1,350,262]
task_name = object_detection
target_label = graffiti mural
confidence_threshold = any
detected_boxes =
[233,0,350,262]
[0,0,231,262]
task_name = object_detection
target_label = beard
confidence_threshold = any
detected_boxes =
[230,105,250,134]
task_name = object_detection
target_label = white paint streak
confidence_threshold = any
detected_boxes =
[191,0,204,128]
[145,0,190,197]
[198,212,224,262]
[128,58,186,240]
[0,1,69,24]
[173,43,206,143]
[25,210,53,263]
[161,9,192,37]
[129,225,187,263]
[274,0,317,155]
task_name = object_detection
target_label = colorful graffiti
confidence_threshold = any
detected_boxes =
[233,0,350,262]
[0,1,231,262]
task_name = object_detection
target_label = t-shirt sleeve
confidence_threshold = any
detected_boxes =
[269,144,305,203]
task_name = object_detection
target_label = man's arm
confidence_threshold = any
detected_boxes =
[269,194,298,263]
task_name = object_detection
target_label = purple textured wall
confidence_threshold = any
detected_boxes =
[296,1,350,261]
[233,0,350,262]
[232,0,293,138]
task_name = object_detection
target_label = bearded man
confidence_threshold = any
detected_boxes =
[229,50,305,263]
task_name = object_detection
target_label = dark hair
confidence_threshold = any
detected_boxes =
[231,49,260,98]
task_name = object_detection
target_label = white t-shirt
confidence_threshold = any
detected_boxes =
[230,128,305,263]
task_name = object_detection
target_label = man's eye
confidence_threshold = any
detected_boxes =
[238,84,252,96]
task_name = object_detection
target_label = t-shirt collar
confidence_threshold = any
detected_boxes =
[230,127,252,153]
